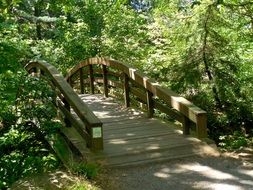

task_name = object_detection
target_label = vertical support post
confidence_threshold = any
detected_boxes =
[89,124,104,151]
[182,116,191,135]
[79,68,84,94]
[62,98,71,127]
[146,90,154,118]
[123,73,130,107]
[102,65,108,98]
[89,64,95,94]
[67,77,73,88]
[196,113,208,139]
[41,69,45,76]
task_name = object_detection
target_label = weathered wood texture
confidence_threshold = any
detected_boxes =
[66,57,208,139]
[79,94,218,167]
[25,60,103,151]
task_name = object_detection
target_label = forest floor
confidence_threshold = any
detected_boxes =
[11,148,253,190]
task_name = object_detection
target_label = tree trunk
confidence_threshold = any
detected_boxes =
[34,4,42,40]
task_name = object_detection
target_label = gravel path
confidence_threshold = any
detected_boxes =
[98,155,253,190]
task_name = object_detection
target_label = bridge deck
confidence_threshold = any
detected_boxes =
[75,95,217,166]
[68,94,218,167]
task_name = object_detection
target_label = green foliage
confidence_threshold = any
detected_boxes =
[68,181,100,190]
[147,0,253,142]
[219,131,253,150]
[0,75,61,189]
[0,5,253,189]
[72,163,100,180]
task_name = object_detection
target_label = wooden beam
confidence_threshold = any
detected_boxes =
[182,116,191,135]
[64,57,208,139]
[123,73,130,107]
[79,68,84,94]
[146,91,154,118]
[89,64,95,94]
[196,113,207,138]
[102,65,109,98]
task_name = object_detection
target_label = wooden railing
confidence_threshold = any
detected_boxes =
[66,57,208,139]
[25,60,103,151]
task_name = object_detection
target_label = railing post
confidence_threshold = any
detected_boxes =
[63,98,71,127]
[196,113,208,138]
[88,124,103,151]
[67,77,74,88]
[182,116,191,135]
[89,64,95,94]
[146,90,154,118]
[102,65,108,98]
[123,73,130,107]
[79,68,84,94]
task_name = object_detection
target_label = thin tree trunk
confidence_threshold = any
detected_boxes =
[202,6,222,109]
[34,4,42,40]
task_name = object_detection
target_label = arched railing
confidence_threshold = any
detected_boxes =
[25,60,103,151]
[66,57,208,139]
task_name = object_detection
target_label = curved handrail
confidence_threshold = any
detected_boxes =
[66,57,208,139]
[25,60,103,150]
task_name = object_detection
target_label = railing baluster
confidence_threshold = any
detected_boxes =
[123,73,130,107]
[79,68,84,94]
[102,65,108,98]
[182,116,191,135]
[196,114,208,138]
[89,64,95,94]
[64,57,208,140]
[146,90,154,118]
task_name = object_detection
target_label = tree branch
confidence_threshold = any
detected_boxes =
[12,8,61,23]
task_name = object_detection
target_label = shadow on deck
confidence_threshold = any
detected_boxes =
[78,94,219,167]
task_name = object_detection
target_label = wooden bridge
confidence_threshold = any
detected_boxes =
[25,58,218,167]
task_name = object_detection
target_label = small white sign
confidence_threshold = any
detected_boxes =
[92,127,102,138]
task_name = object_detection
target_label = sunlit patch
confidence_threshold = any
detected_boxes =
[146,145,160,150]
[238,169,253,177]
[108,140,127,144]
[240,180,253,186]
[126,133,135,136]
[179,163,237,180]
[154,172,170,179]
[209,183,242,190]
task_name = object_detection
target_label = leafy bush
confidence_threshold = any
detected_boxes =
[72,163,100,180]
[0,75,61,189]
[219,131,252,151]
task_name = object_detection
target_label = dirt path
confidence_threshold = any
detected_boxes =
[11,151,253,190]
[97,154,253,190]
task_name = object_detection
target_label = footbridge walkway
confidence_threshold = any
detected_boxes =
[25,58,218,167]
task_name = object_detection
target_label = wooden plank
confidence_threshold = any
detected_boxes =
[103,124,174,136]
[103,119,157,131]
[102,65,109,97]
[57,100,90,142]
[123,73,130,107]
[153,101,183,122]
[182,115,191,135]
[60,125,91,159]
[104,133,199,147]
[25,61,102,126]
[146,90,154,118]
[102,140,199,157]
[104,129,178,141]
[89,64,95,94]
[79,68,84,94]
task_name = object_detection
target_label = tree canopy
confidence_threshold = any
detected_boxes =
[1,0,253,188]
